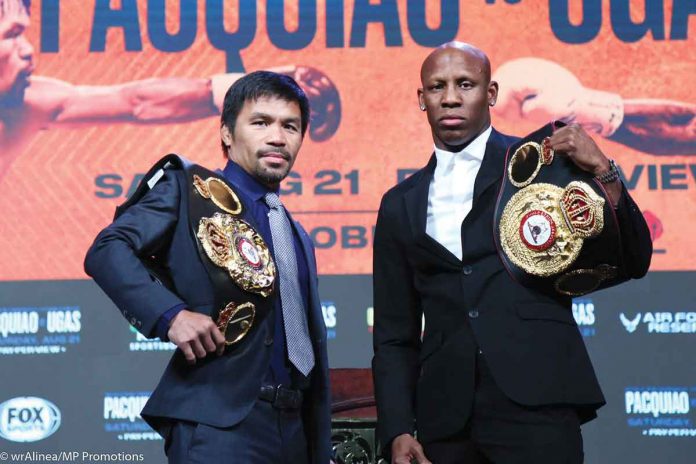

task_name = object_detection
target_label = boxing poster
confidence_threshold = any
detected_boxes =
[0,0,693,280]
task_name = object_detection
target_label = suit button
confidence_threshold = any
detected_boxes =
[264,336,273,347]
[468,309,479,318]
[462,265,473,275]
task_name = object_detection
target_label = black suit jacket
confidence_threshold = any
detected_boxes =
[372,129,652,446]
[84,159,331,464]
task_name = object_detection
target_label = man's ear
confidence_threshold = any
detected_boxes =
[488,81,499,107]
[417,88,426,111]
[220,124,233,148]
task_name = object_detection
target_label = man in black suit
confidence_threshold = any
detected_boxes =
[85,71,330,464]
[372,42,652,464]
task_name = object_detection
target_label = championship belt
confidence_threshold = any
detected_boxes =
[494,122,627,296]
[187,165,277,345]
[114,155,275,345]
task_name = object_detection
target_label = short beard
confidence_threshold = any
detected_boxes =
[253,147,293,187]
[254,164,289,187]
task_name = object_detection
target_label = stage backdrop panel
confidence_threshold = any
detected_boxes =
[0,0,693,279]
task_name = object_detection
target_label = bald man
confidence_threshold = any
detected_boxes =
[0,0,340,181]
[372,42,651,463]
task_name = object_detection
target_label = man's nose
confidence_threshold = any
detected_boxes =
[18,35,34,60]
[441,84,462,107]
[266,123,287,146]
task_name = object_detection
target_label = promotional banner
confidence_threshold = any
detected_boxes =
[0,0,693,280]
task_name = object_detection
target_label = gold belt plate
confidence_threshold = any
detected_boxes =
[499,182,604,277]
[197,212,276,297]
[217,302,256,345]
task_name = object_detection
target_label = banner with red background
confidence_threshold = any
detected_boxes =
[0,0,693,280]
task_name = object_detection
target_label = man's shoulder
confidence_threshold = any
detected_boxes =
[114,155,196,219]
[141,154,225,191]
[141,154,196,192]
[491,127,521,147]
[380,164,428,203]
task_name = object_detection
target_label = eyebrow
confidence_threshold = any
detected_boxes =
[249,112,301,124]
[0,19,26,35]
[426,74,478,83]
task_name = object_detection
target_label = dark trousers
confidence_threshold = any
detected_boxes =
[165,399,308,464]
[423,351,583,464]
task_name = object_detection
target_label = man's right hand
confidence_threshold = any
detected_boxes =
[167,310,226,364]
[391,433,431,464]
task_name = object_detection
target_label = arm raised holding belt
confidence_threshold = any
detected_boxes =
[545,123,622,207]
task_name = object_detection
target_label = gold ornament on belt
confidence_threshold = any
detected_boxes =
[197,212,276,296]
[499,182,605,277]
[193,174,243,215]
[217,301,256,345]
[554,264,619,296]
[560,182,604,237]
[507,141,555,188]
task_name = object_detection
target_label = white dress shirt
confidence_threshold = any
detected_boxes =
[426,126,492,260]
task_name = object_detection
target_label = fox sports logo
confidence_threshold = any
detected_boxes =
[0,397,61,442]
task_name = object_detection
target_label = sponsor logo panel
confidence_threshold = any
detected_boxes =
[572,299,596,337]
[624,386,696,438]
[103,392,161,441]
[321,301,337,339]
[128,326,176,352]
[0,397,61,442]
[0,306,81,355]
[620,311,696,334]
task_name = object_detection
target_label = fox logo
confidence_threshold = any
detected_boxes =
[620,313,642,333]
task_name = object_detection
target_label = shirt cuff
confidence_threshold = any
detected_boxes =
[155,303,187,341]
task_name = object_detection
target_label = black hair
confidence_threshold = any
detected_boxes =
[0,0,31,15]
[220,71,310,155]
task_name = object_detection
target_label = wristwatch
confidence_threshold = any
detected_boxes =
[595,159,620,184]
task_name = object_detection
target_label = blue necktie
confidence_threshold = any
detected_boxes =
[264,192,315,376]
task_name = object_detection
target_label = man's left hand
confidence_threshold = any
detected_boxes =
[545,124,609,175]
[546,124,622,206]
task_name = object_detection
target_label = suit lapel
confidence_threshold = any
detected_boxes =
[472,129,507,206]
[403,155,462,267]
[403,154,435,239]
[288,216,325,346]
[471,129,507,209]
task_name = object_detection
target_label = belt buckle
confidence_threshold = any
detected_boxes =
[271,384,282,405]
[275,385,301,409]
[274,385,289,408]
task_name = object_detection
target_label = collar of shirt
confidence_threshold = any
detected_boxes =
[221,159,279,201]
[433,125,492,171]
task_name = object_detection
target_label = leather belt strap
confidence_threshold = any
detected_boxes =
[259,384,303,410]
